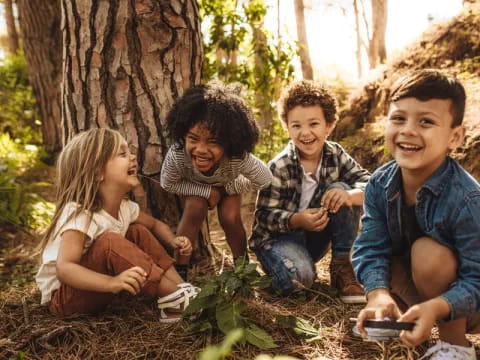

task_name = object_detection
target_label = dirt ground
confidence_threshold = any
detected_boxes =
[1,190,480,359]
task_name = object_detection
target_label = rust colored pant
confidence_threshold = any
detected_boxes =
[49,224,175,316]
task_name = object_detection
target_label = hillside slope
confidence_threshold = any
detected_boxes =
[333,3,480,179]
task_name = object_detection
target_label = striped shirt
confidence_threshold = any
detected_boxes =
[160,144,273,199]
[249,140,371,249]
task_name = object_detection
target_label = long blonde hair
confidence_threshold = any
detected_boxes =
[38,128,124,252]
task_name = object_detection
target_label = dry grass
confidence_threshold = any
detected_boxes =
[1,193,480,359]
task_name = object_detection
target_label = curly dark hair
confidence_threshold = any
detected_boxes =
[166,81,259,158]
[278,80,338,125]
[389,69,466,127]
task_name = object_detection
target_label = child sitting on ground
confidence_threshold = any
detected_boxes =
[249,80,370,303]
[160,81,272,277]
[36,128,198,322]
[352,69,480,359]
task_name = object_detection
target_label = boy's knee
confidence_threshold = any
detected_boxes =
[271,257,315,294]
[411,237,457,286]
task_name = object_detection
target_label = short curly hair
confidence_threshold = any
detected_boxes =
[278,80,338,125]
[166,81,259,158]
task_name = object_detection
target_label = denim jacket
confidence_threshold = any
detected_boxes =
[352,157,480,320]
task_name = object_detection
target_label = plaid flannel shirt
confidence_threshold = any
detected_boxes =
[249,140,371,249]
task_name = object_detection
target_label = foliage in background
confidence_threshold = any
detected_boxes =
[198,0,295,162]
[0,53,41,144]
[0,133,53,233]
[185,258,276,351]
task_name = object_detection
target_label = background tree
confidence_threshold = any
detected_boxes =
[3,0,19,54]
[199,0,294,160]
[61,0,203,225]
[365,0,388,68]
[16,0,63,157]
[294,0,313,80]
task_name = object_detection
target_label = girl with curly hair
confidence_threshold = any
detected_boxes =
[161,81,272,276]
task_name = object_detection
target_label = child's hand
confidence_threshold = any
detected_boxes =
[108,266,147,295]
[295,207,329,232]
[398,303,437,347]
[356,289,402,338]
[208,187,224,209]
[321,188,352,213]
[171,236,192,256]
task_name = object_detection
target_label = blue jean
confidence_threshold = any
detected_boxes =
[255,185,361,294]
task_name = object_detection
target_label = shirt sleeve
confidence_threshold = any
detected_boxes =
[351,176,392,294]
[58,203,98,241]
[337,145,371,190]
[439,195,480,320]
[253,162,295,234]
[160,146,212,199]
[123,200,140,223]
[224,153,273,195]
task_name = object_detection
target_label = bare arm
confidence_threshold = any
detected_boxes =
[134,211,191,256]
[56,230,146,295]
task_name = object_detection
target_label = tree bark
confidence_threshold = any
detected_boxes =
[61,0,203,225]
[4,0,20,54]
[294,0,313,80]
[368,0,388,68]
[16,0,63,156]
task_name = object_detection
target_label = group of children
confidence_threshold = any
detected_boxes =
[36,70,480,359]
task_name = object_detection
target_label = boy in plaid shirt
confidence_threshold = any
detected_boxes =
[249,80,370,303]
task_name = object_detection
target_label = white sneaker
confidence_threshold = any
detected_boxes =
[419,340,477,360]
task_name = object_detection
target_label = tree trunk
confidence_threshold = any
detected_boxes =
[4,0,20,54]
[16,0,63,157]
[368,0,388,68]
[294,0,313,80]
[61,0,203,226]
[353,0,363,78]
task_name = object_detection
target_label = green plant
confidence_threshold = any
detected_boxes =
[0,133,53,232]
[0,53,41,144]
[197,328,300,360]
[185,258,276,350]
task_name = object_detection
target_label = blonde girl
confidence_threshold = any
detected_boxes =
[36,128,198,322]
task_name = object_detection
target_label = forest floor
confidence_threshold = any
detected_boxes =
[2,180,480,360]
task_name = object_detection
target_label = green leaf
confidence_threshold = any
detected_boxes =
[225,276,242,295]
[244,324,277,349]
[184,294,217,316]
[275,315,319,339]
[198,280,220,298]
[197,328,244,360]
[216,301,246,334]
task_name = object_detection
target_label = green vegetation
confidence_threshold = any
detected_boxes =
[185,257,276,351]
[0,54,54,235]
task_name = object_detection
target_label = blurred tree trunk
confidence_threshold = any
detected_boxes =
[368,0,388,68]
[16,0,63,157]
[4,0,19,54]
[294,0,313,80]
[61,0,203,226]
[250,2,274,130]
[353,0,363,78]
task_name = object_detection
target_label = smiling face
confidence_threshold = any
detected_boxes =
[385,97,465,179]
[102,139,139,193]
[185,123,225,175]
[286,105,334,162]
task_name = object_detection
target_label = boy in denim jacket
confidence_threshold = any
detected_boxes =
[352,69,480,359]
[249,80,370,303]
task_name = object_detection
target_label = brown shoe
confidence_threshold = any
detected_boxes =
[330,256,366,304]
